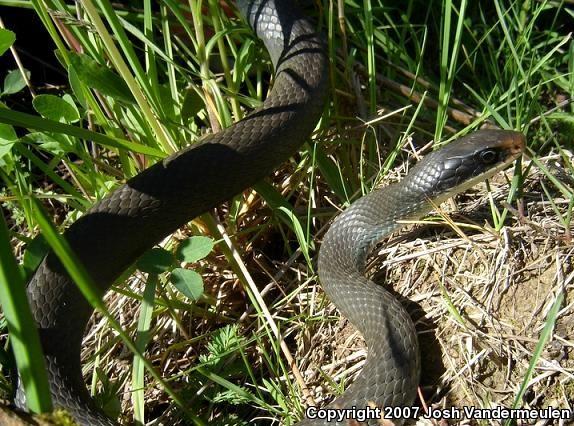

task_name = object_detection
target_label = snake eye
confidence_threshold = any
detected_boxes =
[479,149,498,164]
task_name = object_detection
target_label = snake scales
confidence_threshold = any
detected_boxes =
[17,0,525,425]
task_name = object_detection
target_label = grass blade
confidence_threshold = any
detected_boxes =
[0,211,52,413]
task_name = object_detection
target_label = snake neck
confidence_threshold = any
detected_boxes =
[319,183,431,277]
[312,183,429,420]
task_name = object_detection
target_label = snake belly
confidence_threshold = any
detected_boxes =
[19,1,328,424]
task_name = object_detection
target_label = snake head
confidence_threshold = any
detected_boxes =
[405,129,525,202]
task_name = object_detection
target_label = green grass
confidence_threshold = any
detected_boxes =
[0,207,52,414]
[0,0,572,424]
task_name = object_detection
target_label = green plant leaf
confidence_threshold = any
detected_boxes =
[132,274,157,424]
[2,69,29,96]
[22,235,49,277]
[199,324,242,368]
[137,248,175,274]
[262,378,287,410]
[94,367,122,419]
[32,94,80,123]
[0,123,17,158]
[0,28,16,57]
[170,268,203,300]
[212,388,251,405]
[181,87,204,122]
[21,132,75,156]
[176,236,214,263]
[69,53,135,104]
[68,65,88,109]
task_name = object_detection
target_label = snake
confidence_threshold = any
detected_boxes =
[15,0,525,425]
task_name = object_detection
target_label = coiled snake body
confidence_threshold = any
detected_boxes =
[18,0,524,425]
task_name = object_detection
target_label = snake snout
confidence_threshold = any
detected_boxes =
[498,130,526,156]
[471,129,525,159]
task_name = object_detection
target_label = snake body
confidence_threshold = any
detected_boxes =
[18,0,526,424]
